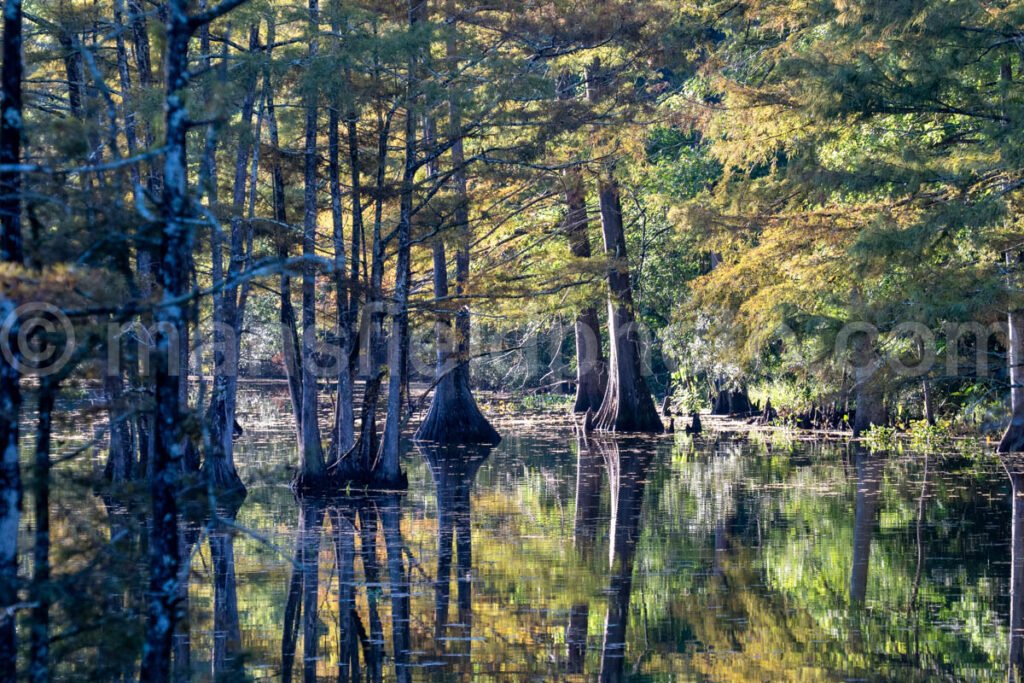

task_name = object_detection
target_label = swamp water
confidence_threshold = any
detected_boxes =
[39,389,1024,681]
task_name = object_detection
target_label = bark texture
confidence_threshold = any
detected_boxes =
[592,178,662,433]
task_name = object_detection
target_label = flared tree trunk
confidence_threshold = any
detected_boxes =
[377,0,424,487]
[416,7,499,446]
[205,26,259,493]
[592,178,662,433]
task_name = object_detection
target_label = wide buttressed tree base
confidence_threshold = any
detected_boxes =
[416,367,501,446]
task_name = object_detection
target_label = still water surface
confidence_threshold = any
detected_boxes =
[50,394,1024,681]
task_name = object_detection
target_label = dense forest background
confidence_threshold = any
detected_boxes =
[0,0,1023,679]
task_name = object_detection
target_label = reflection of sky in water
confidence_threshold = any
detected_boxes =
[44,388,1018,681]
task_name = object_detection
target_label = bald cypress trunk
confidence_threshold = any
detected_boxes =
[0,0,24,675]
[592,178,662,433]
[556,73,605,414]
[564,169,606,414]
[327,4,355,463]
[416,10,499,446]
[851,327,885,437]
[297,0,326,487]
[205,26,259,493]
[377,0,423,488]
[263,27,303,444]
[142,1,191,677]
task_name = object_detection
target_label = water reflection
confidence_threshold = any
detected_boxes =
[850,446,882,604]
[42,394,1024,681]
[1007,456,1024,683]
[595,437,653,683]
[419,442,490,675]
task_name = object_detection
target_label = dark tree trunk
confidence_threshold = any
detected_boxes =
[327,10,355,462]
[592,178,662,433]
[141,2,192,678]
[205,26,259,493]
[378,0,423,488]
[0,0,23,667]
[0,0,25,677]
[263,35,303,443]
[556,73,606,414]
[851,328,886,437]
[298,0,326,486]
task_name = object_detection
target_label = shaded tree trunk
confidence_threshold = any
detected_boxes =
[851,327,886,437]
[327,6,355,462]
[378,0,423,488]
[141,1,192,678]
[263,29,303,443]
[205,26,259,493]
[297,0,326,487]
[0,0,25,676]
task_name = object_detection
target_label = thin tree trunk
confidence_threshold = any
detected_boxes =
[378,0,423,487]
[327,5,355,463]
[298,0,326,486]
[556,72,605,414]
[205,26,259,492]
[851,326,885,437]
[263,25,304,443]
[0,0,25,675]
